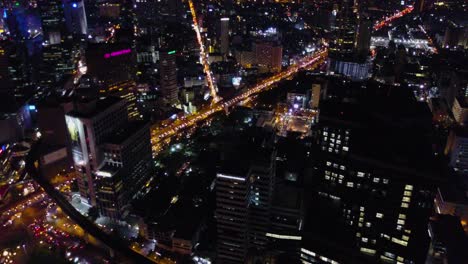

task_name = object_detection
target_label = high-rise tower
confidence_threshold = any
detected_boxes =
[63,0,88,35]
[159,49,179,104]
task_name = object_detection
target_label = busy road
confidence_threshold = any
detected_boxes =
[188,0,221,103]
[373,5,414,31]
[151,49,328,151]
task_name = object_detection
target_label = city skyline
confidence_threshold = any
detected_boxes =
[0,0,467,263]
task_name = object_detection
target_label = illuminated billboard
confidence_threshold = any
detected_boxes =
[65,115,85,165]
[103,48,131,59]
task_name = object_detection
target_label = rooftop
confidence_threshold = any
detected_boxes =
[105,121,149,145]
[67,97,124,119]
[319,85,437,176]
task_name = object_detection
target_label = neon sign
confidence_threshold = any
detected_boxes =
[104,49,131,59]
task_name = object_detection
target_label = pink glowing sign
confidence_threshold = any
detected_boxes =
[104,49,131,59]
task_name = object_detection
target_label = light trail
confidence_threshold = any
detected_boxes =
[151,49,328,150]
[188,0,220,103]
[373,6,414,31]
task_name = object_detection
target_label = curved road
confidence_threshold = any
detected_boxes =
[25,142,155,264]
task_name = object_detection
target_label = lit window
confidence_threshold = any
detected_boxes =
[326,161,332,166]
[362,237,368,242]
[376,213,384,218]
[398,214,406,219]
[347,182,354,188]
[405,185,413,191]
[343,146,349,151]
[402,235,409,241]
[391,237,408,247]
[403,191,411,196]
[402,197,411,202]
[357,172,365,177]
[397,219,405,225]
[366,222,372,227]
[373,177,380,183]
[401,202,409,208]
[360,247,376,255]
[360,206,365,212]
[340,165,346,170]
[383,179,389,184]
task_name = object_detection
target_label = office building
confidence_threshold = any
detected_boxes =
[327,58,372,81]
[0,40,27,99]
[304,86,436,264]
[443,25,468,50]
[102,81,140,120]
[86,43,136,86]
[159,49,179,104]
[66,97,152,218]
[216,170,249,263]
[220,18,230,56]
[310,84,322,109]
[216,132,276,263]
[451,97,468,125]
[254,42,283,73]
[355,17,372,56]
[37,100,73,178]
[40,40,75,90]
[427,215,468,263]
[445,128,468,173]
[38,0,65,45]
[95,121,152,219]
[63,0,88,35]
[329,0,357,58]
[65,98,128,206]
[0,102,32,144]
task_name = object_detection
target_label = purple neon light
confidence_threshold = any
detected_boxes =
[104,49,131,59]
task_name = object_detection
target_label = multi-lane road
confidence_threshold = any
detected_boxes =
[151,49,329,150]
[373,6,414,31]
[188,0,220,103]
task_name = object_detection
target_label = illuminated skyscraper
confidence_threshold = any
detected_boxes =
[40,40,75,90]
[38,0,65,45]
[216,143,276,263]
[329,0,357,58]
[96,121,152,219]
[159,49,179,104]
[66,97,151,219]
[355,16,372,56]
[220,17,230,56]
[63,0,88,35]
[65,98,128,206]
[304,87,435,264]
